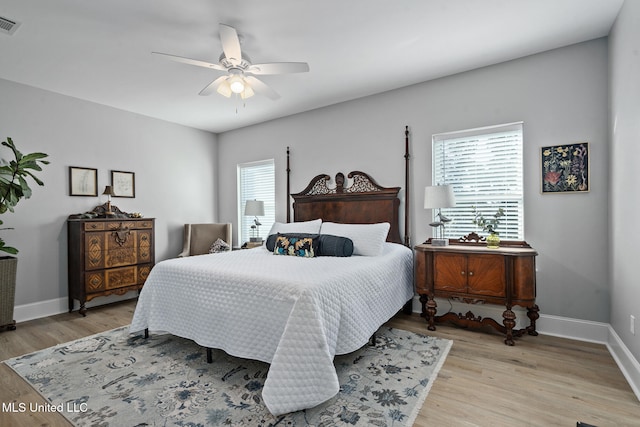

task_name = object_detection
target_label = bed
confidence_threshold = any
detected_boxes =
[130,132,414,415]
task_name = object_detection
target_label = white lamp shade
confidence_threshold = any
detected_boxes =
[424,185,455,209]
[244,199,265,216]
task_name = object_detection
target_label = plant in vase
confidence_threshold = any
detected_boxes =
[0,137,49,331]
[471,206,505,248]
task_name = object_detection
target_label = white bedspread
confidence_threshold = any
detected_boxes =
[130,242,414,415]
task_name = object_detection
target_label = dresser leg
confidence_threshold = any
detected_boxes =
[79,302,87,317]
[68,297,74,313]
[503,307,516,346]
[526,304,540,336]
[419,294,437,331]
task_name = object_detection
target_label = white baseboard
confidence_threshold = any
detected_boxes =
[607,326,640,400]
[14,293,136,323]
[537,313,611,344]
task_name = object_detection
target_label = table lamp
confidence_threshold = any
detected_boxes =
[244,200,264,242]
[424,185,455,246]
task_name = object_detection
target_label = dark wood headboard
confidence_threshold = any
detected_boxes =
[290,171,402,244]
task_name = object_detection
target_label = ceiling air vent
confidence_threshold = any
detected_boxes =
[0,16,20,35]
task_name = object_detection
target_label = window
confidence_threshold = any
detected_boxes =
[432,122,524,240]
[237,159,275,244]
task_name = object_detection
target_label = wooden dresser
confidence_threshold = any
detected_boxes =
[68,208,154,316]
[415,239,538,345]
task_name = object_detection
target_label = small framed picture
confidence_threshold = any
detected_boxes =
[69,166,98,196]
[541,142,589,193]
[111,170,135,198]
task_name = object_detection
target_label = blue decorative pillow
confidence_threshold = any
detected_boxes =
[318,234,354,257]
[266,233,317,252]
[273,235,318,257]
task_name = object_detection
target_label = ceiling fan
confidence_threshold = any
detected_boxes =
[152,23,309,100]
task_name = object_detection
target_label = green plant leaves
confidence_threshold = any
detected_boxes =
[0,137,49,254]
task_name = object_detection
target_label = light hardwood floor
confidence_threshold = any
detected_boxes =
[1,300,639,427]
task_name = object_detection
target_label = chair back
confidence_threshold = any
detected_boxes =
[178,223,232,257]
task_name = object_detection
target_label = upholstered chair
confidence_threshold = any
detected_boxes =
[178,223,233,257]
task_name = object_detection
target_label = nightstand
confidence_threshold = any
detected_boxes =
[414,239,538,345]
[242,241,263,249]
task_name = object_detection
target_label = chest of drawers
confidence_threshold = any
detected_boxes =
[67,217,155,315]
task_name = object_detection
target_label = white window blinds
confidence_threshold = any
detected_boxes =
[237,159,275,244]
[433,122,524,240]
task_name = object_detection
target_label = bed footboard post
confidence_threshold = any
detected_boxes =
[144,328,148,339]
[206,348,213,363]
[369,332,377,346]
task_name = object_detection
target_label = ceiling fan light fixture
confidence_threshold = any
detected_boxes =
[229,75,245,94]
[216,81,232,98]
[240,84,254,100]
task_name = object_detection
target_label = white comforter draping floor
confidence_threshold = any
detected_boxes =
[130,243,414,415]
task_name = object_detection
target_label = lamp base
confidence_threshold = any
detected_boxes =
[431,238,449,246]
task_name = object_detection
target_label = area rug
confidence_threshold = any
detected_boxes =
[5,326,452,426]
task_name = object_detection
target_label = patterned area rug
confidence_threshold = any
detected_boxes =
[5,326,451,426]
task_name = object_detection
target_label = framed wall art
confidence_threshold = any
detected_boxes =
[69,166,98,196]
[541,142,589,193]
[111,170,135,198]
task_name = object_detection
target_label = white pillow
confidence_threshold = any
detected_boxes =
[320,222,390,256]
[268,218,322,235]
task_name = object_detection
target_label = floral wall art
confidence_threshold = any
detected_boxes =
[541,142,589,193]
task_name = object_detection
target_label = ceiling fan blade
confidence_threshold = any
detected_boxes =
[219,24,242,66]
[247,62,310,75]
[245,76,280,100]
[152,52,226,71]
[199,75,228,96]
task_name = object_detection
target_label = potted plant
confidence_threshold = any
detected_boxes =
[0,137,49,331]
[472,206,505,248]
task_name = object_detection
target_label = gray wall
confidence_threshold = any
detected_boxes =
[0,78,218,307]
[609,0,640,361]
[218,39,610,324]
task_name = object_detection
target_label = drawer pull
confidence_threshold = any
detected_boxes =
[469,271,474,276]
[461,271,465,275]
[112,224,131,246]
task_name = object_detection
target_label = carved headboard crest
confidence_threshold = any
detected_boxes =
[295,171,391,197]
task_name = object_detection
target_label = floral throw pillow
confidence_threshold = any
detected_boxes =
[209,238,230,253]
[273,235,317,257]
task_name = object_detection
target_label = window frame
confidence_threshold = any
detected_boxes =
[237,159,275,244]
[432,122,524,241]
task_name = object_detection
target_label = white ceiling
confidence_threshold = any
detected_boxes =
[0,0,624,133]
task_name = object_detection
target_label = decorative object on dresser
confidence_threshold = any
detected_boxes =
[415,234,538,345]
[67,204,154,316]
[0,137,49,331]
[101,185,115,216]
[471,205,505,249]
[424,184,456,246]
